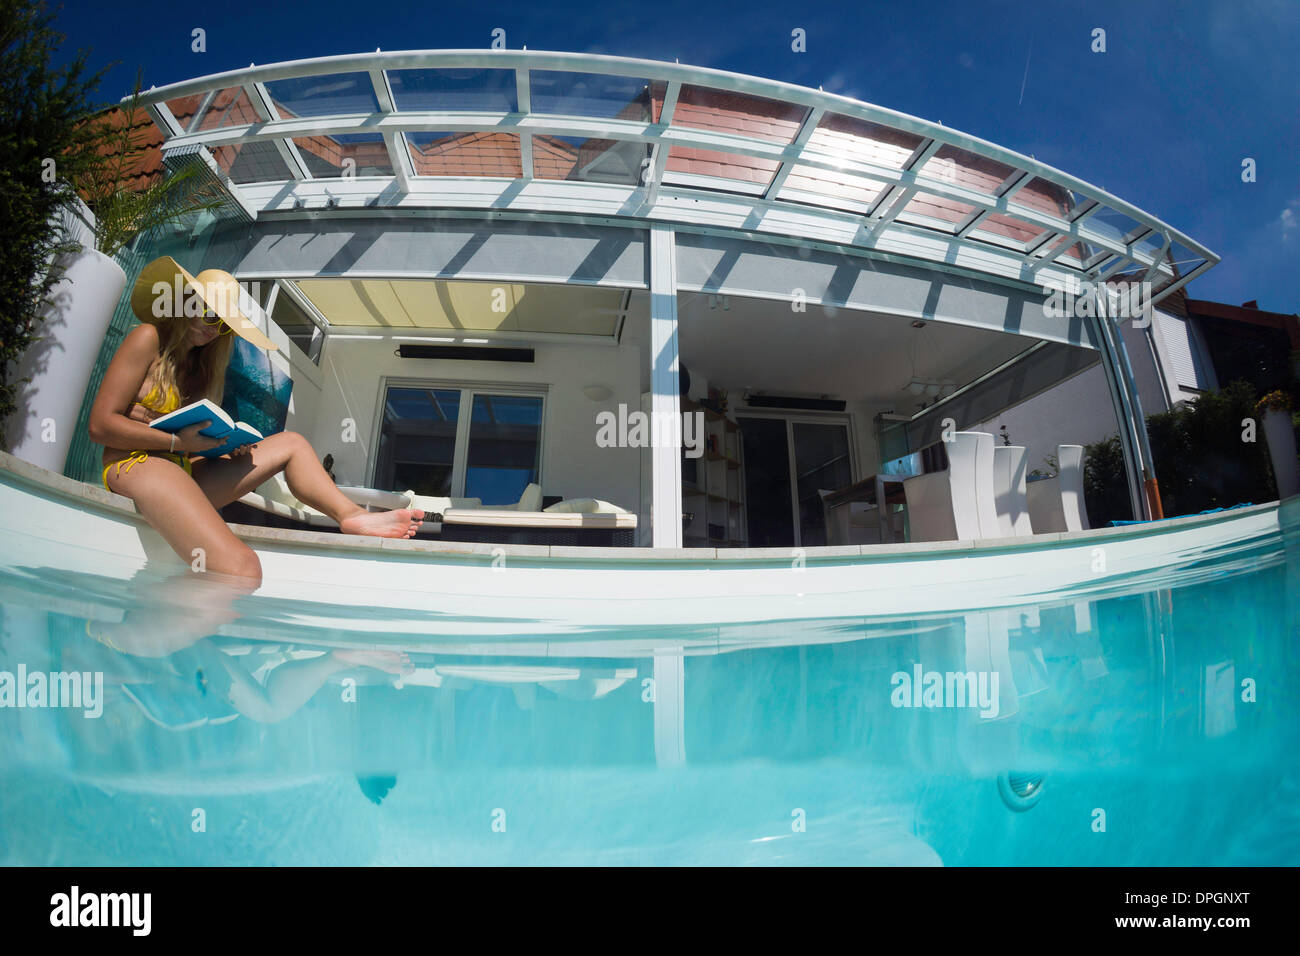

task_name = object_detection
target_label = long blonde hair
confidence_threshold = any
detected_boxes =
[147,315,236,408]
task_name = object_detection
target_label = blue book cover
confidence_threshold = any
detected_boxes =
[149,398,263,458]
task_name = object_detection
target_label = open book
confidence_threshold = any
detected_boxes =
[148,398,264,459]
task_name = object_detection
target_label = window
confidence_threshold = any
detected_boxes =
[374,384,543,504]
[464,393,544,504]
[268,285,325,364]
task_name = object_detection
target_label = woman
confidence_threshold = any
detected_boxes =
[88,257,423,588]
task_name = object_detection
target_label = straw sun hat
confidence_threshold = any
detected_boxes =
[129,256,278,351]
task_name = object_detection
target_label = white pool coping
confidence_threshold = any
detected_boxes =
[3,451,1289,567]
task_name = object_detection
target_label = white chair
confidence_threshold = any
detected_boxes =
[902,431,1000,542]
[992,445,1033,537]
[818,491,883,546]
[1026,444,1091,533]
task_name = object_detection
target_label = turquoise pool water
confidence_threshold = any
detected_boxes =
[0,524,1296,866]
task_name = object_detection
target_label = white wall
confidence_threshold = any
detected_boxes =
[974,319,1173,476]
[304,336,644,510]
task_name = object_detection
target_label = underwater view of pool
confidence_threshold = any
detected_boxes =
[1,517,1296,867]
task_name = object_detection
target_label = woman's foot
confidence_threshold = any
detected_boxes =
[339,508,424,539]
[334,648,414,675]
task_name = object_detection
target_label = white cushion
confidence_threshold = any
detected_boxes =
[236,491,337,527]
[403,492,482,515]
[256,472,306,511]
[443,508,637,529]
[511,482,542,512]
[543,497,631,515]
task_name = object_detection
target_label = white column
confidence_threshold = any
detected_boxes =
[649,225,683,548]
[653,651,686,767]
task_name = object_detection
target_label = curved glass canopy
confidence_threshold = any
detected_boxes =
[133,50,1216,303]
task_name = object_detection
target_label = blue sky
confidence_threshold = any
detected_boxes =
[51,0,1299,312]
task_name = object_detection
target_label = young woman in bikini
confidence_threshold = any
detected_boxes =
[87,257,424,589]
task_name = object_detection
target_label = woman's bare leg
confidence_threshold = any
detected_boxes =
[221,647,412,723]
[100,457,260,657]
[190,431,423,538]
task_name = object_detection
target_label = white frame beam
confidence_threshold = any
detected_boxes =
[649,224,683,548]
[125,49,1218,312]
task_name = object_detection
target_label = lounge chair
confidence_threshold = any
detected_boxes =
[227,473,414,529]
[441,493,637,546]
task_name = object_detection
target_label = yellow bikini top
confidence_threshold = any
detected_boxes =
[136,380,181,415]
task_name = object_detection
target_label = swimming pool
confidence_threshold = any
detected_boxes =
[1,518,1296,866]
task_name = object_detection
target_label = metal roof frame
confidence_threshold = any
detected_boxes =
[129,49,1217,304]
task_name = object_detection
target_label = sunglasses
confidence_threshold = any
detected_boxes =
[199,309,234,334]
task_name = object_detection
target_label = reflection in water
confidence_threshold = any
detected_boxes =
[0,528,1296,865]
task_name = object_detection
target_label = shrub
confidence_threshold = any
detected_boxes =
[0,0,110,446]
[1084,380,1280,525]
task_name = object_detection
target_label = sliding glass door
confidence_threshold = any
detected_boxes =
[375,384,543,504]
[739,416,853,548]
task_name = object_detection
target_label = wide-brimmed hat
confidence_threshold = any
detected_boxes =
[129,256,278,351]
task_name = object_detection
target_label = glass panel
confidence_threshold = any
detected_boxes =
[465,394,542,505]
[293,133,393,177]
[533,135,648,184]
[1015,176,1076,220]
[970,212,1049,249]
[1129,230,1164,262]
[407,131,521,177]
[192,87,263,131]
[528,71,653,120]
[916,144,1016,196]
[673,86,807,143]
[665,145,778,190]
[777,165,888,213]
[210,140,292,183]
[264,72,379,119]
[167,87,261,132]
[739,418,795,548]
[376,387,461,495]
[270,288,323,363]
[1151,240,1207,293]
[1033,234,1086,265]
[164,94,207,129]
[387,68,517,112]
[803,113,923,169]
[1085,207,1142,246]
[899,191,977,228]
[792,422,852,548]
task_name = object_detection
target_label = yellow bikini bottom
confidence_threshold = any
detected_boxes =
[102,451,193,491]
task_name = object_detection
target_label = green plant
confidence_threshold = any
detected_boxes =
[1083,381,1278,525]
[73,79,225,259]
[1082,434,1132,525]
[0,0,111,446]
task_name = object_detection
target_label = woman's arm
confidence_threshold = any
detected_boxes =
[87,325,219,454]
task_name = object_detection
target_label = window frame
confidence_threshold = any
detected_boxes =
[369,376,548,501]
[734,409,858,548]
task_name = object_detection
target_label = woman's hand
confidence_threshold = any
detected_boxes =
[175,420,224,454]
[229,442,257,458]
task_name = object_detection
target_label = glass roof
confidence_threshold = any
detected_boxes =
[137,50,1216,301]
